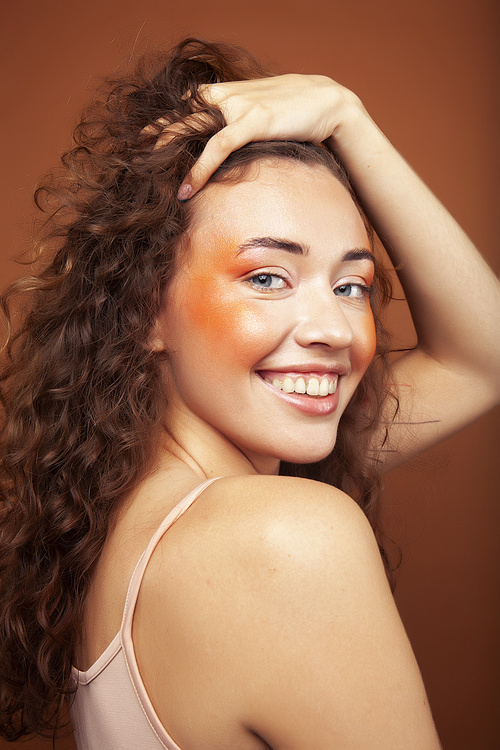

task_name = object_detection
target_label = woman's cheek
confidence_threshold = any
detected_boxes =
[187,281,273,364]
[358,309,377,370]
[345,302,377,378]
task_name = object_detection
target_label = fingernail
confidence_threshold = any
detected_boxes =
[178,183,193,201]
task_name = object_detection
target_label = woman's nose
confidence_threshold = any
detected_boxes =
[293,287,355,350]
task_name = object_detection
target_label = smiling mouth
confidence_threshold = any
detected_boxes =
[259,373,338,398]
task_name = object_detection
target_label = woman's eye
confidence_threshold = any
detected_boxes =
[249,273,287,290]
[334,283,370,299]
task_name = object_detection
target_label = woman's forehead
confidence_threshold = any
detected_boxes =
[186,160,366,243]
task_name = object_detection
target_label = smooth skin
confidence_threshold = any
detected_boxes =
[78,75,500,749]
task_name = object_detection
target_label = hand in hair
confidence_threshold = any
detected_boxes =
[177,73,357,199]
[174,64,500,469]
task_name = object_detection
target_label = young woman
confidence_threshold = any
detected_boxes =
[1,38,498,749]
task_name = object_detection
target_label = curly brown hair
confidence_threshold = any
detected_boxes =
[0,38,395,741]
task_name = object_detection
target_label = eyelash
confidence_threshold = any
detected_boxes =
[247,272,288,290]
[334,283,372,299]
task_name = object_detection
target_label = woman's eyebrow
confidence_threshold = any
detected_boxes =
[237,238,374,263]
[342,248,375,263]
[237,237,307,255]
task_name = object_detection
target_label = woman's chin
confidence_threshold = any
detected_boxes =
[279,448,335,466]
[266,435,338,467]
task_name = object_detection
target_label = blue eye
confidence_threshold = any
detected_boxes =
[334,283,370,298]
[249,273,287,290]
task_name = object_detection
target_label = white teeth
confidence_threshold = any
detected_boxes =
[319,377,330,397]
[264,373,339,397]
[294,377,306,394]
[306,378,320,396]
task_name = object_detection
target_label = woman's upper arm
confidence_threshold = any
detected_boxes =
[135,476,441,749]
[372,347,500,473]
[229,480,441,749]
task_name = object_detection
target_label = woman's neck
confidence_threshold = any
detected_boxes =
[160,400,281,479]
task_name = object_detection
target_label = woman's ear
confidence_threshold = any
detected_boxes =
[147,315,169,352]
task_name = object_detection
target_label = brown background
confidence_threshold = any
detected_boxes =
[1,1,498,748]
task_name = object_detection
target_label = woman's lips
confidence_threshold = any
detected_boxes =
[257,371,341,415]
[259,371,338,396]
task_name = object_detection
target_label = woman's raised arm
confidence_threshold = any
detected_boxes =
[178,75,500,469]
[325,98,500,469]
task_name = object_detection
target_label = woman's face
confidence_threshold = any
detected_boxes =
[156,160,376,473]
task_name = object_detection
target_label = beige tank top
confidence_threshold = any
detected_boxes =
[70,478,219,750]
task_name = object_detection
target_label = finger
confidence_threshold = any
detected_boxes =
[178,122,253,199]
[142,112,216,153]
[197,82,227,104]
[152,120,183,150]
[140,117,170,140]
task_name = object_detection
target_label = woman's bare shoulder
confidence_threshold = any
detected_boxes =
[204,473,378,557]
[160,473,379,573]
[135,474,440,749]
[199,473,373,528]
[142,472,386,631]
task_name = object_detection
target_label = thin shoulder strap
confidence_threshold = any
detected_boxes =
[121,477,221,638]
[107,478,221,748]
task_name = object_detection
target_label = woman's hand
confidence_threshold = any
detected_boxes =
[177,74,360,199]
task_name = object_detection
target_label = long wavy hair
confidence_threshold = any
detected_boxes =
[0,38,395,741]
